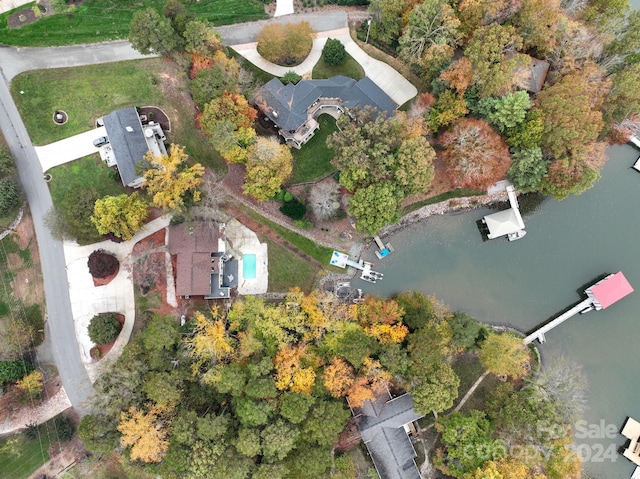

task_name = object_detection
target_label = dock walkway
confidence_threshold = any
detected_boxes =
[523,299,593,344]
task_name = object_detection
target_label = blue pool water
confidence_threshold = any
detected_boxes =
[243,254,256,279]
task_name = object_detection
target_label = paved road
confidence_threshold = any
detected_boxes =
[214,11,347,46]
[0,41,151,413]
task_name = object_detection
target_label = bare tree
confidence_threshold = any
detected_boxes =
[560,0,587,16]
[529,355,588,422]
[309,180,341,221]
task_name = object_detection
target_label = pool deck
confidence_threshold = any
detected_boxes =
[225,219,268,295]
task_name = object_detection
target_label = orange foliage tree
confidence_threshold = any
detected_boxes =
[323,357,356,398]
[274,345,316,394]
[440,118,511,190]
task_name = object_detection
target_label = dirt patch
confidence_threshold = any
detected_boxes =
[7,212,44,308]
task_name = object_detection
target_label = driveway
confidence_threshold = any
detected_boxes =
[229,27,417,107]
[35,126,107,172]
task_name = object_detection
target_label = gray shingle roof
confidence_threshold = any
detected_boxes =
[253,76,398,132]
[102,107,148,186]
[356,394,423,479]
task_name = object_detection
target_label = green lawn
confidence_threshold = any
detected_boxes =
[0,427,52,479]
[240,205,342,272]
[11,58,226,171]
[49,155,125,205]
[0,0,267,47]
[289,114,338,184]
[260,236,318,293]
[11,59,164,146]
[312,53,365,81]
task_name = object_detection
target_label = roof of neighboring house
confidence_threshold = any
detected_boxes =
[253,76,398,131]
[168,222,219,297]
[102,107,148,186]
[355,393,423,479]
[588,272,634,309]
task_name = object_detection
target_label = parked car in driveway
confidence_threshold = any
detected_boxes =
[93,136,109,147]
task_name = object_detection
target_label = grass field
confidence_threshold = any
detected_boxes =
[11,59,164,146]
[11,58,226,171]
[289,114,338,184]
[260,236,318,293]
[312,53,365,81]
[0,417,64,479]
[0,0,267,47]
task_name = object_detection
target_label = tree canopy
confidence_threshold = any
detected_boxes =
[91,193,148,241]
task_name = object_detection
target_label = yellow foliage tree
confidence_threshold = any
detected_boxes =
[142,144,204,211]
[323,357,355,398]
[16,370,43,398]
[243,137,293,201]
[464,458,531,479]
[358,296,408,344]
[185,310,235,376]
[479,332,530,379]
[365,322,409,344]
[91,193,148,240]
[274,345,316,394]
[118,405,169,463]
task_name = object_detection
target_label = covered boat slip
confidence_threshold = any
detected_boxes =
[483,208,525,239]
[622,417,640,467]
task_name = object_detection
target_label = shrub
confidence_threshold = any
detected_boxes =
[88,313,121,345]
[54,415,75,441]
[0,177,21,216]
[280,199,306,219]
[283,191,294,202]
[90,347,102,359]
[294,219,313,230]
[282,71,302,85]
[0,360,33,385]
[87,250,119,279]
[322,38,346,66]
[256,21,316,66]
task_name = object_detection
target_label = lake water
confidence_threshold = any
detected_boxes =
[355,141,640,479]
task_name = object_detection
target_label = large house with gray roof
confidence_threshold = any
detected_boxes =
[101,107,166,188]
[353,391,424,479]
[253,75,398,148]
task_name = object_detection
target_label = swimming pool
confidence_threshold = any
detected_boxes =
[243,254,256,279]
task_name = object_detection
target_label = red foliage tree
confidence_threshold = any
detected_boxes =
[440,118,511,190]
[87,250,119,279]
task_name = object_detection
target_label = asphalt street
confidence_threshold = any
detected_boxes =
[0,41,150,413]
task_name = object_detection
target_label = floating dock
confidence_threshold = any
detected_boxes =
[330,251,384,283]
[633,154,640,172]
[524,272,634,344]
[373,235,394,259]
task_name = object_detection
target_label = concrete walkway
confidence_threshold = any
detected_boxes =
[230,27,417,106]
[35,126,106,172]
[63,215,171,382]
[0,0,30,14]
[274,0,294,17]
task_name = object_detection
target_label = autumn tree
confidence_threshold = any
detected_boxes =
[274,345,316,394]
[91,193,148,241]
[457,0,523,35]
[536,63,609,158]
[428,89,469,131]
[465,458,532,479]
[479,332,529,379]
[15,369,43,399]
[323,357,355,398]
[185,309,235,380]
[142,144,204,211]
[190,51,241,109]
[464,23,525,98]
[398,0,461,79]
[200,90,257,163]
[367,0,410,44]
[440,58,474,97]
[512,0,561,53]
[243,137,293,201]
[603,63,640,133]
[411,362,459,417]
[538,148,603,200]
[118,405,169,463]
[440,118,511,190]
[256,21,316,66]
[129,8,182,56]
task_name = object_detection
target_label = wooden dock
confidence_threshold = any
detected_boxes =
[523,298,593,344]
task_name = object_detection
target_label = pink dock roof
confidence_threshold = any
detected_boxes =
[590,272,634,309]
